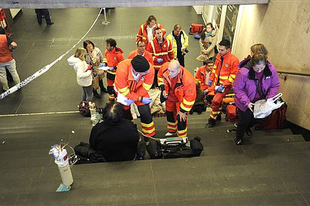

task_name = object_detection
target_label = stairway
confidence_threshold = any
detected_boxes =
[0,112,310,205]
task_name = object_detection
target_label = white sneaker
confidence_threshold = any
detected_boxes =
[165,132,176,137]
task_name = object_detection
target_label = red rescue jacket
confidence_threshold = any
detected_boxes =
[136,22,166,45]
[158,62,196,113]
[115,59,154,102]
[104,47,124,75]
[146,38,174,70]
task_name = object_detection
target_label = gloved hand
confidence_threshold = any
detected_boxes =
[124,99,135,106]
[208,80,213,87]
[216,85,225,93]
[141,97,152,104]
[108,67,115,71]
[99,63,107,67]
[156,58,163,63]
[86,65,92,71]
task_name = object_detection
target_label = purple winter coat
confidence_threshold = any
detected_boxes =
[233,61,280,112]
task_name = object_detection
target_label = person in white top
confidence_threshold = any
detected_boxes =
[67,48,93,101]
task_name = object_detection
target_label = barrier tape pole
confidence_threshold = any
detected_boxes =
[0,8,103,100]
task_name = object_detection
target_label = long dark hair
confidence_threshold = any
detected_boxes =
[200,22,214,40]
[83,40,95,52]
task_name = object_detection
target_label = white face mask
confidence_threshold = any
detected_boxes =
[131,69,140,82]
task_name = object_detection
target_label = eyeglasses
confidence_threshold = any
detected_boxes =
[138,45,146,47]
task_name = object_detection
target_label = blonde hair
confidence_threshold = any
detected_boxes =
[74,48,86,61]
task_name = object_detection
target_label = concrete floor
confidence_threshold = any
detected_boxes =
[1,7,310,206]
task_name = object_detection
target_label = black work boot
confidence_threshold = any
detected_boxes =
[235,138,243,145]
[216,115,222,121]
[93,90,101,98]
[205,118,216,128]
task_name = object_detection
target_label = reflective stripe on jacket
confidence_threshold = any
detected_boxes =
[115,59,154,101]
[136,22,166,45]
[104,47,124,75]
[158,62,196,112]
[209,52,239,92]
[195,65,210,91]
[166,30,189,58]
[146,38,174,70]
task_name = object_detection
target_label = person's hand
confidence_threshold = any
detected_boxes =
[247,102,254,112]
[99,63,107,67]
[208,80,213,87]
[162,90,168,98]
[177,111,187,122]
[108,67,115,71]
[86,65,92,71]
[124,99,135,106]
[216,85,225,93]
[156,58,163,63]
[203,89,209,95]
[141,97,152,104]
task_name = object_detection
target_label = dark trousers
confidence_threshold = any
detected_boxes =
[35,9,52,24]
[177,54,185,67]
[152,69,159,88]
[236,108,261,140]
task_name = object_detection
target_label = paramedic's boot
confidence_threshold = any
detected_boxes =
[205,118,216,128]
[235,138,243,145]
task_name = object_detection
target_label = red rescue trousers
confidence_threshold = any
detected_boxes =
[209,88,230,120]
[166,100,188,137]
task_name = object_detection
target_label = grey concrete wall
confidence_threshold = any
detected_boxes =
[234,1,310,130]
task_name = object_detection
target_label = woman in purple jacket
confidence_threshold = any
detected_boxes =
[233,53,280,145]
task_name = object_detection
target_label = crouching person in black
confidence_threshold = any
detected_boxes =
[89,102,140,161]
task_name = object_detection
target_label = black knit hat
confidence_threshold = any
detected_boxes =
[131,55,149,72]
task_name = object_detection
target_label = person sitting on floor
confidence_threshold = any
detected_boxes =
[89,102,140,161]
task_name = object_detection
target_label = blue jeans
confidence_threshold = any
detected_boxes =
[82,85,93,101]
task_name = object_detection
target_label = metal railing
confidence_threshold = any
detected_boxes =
[277,70,310,81]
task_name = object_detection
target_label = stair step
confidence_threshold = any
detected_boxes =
[243,141,310,158]
[240,134,305,145]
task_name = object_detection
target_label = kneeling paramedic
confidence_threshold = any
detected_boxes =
[158,60,196,137]
[115,55,156,137]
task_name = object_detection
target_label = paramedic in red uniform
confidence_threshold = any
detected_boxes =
[136,15,166,46]
[158,60,196,137]
[104,38,124,101]
[128,40,153,64]
[115,55,156,137]
[206,40,239,128]
[146,27,174,87]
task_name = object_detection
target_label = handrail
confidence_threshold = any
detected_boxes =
[277,70,310,77]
